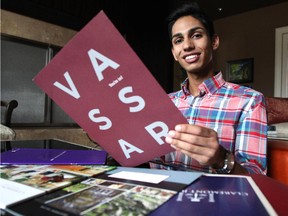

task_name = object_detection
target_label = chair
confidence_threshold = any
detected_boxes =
[1,100,18,151]
[265,97,288,185]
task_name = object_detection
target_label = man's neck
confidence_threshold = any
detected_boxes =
[187,72,214,96]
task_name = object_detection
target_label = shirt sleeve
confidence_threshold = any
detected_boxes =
[235,93,267,174]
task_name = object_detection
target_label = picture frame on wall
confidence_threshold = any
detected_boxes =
[226,58,253,83]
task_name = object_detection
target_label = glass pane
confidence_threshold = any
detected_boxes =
[1,37,47,124]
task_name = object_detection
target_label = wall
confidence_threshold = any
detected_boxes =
[1,10,100,148]
[1,10,81,127]
[1,4,173,93]
[1,9,76,47]
[213,2,288,96]
[2,2,288,96]
[0,8,172,149]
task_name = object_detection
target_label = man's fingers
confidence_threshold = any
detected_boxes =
[175,124,216,138]
[166,129,215,147]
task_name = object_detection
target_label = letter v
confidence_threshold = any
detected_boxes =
[53,71,80,99]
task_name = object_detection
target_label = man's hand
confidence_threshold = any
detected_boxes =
[165,124,225,167]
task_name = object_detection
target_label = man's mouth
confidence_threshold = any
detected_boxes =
[184,54,199,63]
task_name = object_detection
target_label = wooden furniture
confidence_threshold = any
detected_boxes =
[0,100,18,151]
[267,136,288,185]
[265,97,288,185]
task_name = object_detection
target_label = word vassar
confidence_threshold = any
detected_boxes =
[53,49,169,159]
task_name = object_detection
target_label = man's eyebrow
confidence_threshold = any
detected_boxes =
[171,32,183,40]
[171,27,206,40]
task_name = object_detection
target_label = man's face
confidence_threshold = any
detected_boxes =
[171,16,218,75]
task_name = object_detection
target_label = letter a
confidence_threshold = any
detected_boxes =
[88,49,120,81]
[145,121,169,145]
[54,71,80,99]
[118,139,144,159]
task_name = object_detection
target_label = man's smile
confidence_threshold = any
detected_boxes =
[184,54,200,63]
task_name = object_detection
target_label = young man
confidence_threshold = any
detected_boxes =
[150,3,267,174]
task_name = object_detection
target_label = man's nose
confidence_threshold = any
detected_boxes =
[183,38,195,50]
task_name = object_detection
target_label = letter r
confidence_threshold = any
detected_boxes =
[145,121,169,145]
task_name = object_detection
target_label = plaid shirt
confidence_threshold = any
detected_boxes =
[151,72,267,174]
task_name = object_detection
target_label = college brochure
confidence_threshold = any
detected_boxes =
[8,167,202,215]
[33,10,187,167]
[0,164,115,208]
[0,148,107,165]
[149,174,277,216]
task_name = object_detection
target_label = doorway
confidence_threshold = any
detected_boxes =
[274,26,288,97]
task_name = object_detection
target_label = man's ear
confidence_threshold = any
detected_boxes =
[171,47,178,61]
[212,34,220,50]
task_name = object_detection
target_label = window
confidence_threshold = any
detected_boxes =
[1,35,77,127]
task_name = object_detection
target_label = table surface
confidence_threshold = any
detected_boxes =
[4,172,286,215]
[1,167,287,215]
[250,174,288,215]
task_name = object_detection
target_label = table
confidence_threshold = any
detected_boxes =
[251,174,288,216]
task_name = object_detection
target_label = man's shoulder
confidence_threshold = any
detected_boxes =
[224,82,264,97]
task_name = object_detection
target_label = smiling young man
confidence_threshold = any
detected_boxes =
[150,3,267,174]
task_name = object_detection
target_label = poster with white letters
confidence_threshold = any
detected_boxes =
[33,11,187,166]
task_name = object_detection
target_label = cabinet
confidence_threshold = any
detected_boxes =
[267,138,288,185]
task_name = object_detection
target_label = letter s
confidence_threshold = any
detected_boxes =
[88,109,112,130]
[118,86,145,113]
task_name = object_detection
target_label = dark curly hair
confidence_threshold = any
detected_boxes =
[167,2,215,41]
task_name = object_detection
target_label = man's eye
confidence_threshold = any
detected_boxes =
[192,33,202,39]
[174,38,183,44]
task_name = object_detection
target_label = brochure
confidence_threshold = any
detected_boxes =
[0,164,115,208]
[0,148,107,165]
[149,174,277,216]
[33,10,187,167]
[8,167,202,215]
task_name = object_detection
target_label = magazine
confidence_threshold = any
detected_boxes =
[0,164,115,208]
[0,147,107,165]
[43,178,177,216]
[149,174,277,216]
[7,167,202,215]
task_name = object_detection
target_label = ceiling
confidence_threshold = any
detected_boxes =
[2,0,288,31]
[193,0,288,20]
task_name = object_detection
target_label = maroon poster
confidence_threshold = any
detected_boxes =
[33,11,187,166]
